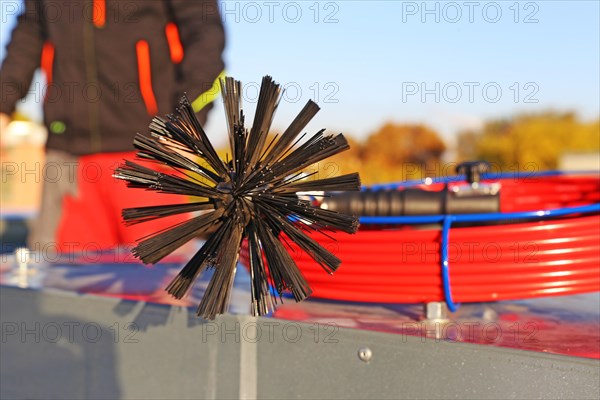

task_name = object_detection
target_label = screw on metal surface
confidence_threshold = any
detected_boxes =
[357,347,372,363]
[424,302,451,339]
[425,302,449,322]
[15,247,31,274]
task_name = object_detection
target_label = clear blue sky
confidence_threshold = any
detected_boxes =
[1,1,599,148]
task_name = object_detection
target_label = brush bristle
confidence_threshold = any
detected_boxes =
[114,76,360,320]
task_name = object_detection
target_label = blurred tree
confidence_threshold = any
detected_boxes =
[272,124,447,185]
[214,124,447,185]
[212,111,599,186]
[457,112,600,171]
[360,123,446,183]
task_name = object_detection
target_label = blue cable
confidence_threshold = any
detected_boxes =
[441,216,459,312]
[366,169,579,191]
[360,203,600,225]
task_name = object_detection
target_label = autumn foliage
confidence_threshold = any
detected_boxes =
[458,112,600,171]
[215,111,598,186]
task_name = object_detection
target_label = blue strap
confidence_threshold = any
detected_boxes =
[441,215,459,312]
[360,203,600,225]
[367,170,569,191]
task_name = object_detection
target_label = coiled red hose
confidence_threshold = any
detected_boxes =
[240,173,600,303]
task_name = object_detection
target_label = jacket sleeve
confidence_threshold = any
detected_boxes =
[169,0,226,124]
[0,0,45,115]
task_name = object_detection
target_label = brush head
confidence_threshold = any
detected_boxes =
[114,76,360,320]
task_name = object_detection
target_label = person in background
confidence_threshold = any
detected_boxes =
[0,0,225,254]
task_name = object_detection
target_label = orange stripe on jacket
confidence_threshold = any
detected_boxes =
[165,22,184,64]
[41,42,54,85]
[93,0,106,27]
[135,40,159,116]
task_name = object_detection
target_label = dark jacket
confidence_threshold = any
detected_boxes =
[0,0,225,155]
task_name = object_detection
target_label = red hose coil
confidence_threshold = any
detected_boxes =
[240,174,600,303]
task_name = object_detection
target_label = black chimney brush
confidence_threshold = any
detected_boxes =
[114,76,360,320]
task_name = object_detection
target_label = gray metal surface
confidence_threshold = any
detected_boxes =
[2,286,599,400]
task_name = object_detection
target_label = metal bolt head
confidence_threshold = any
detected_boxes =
[15,247,31,274]
[426,302,449,322]
[358,347,372,363]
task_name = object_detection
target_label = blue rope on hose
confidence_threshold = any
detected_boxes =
[366,169,593,191]
[441,216,459,312]
[360,203,600,225]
